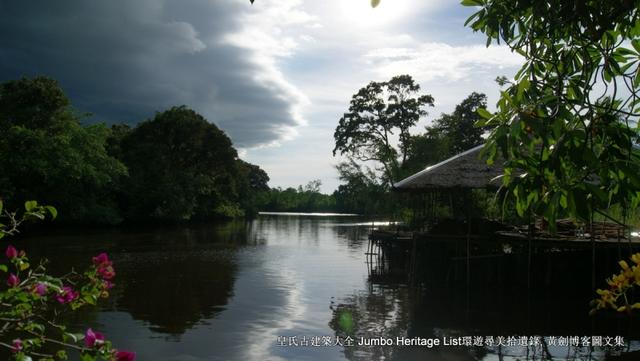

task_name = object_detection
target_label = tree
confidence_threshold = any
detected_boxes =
[120,106,241,221]
[332,160,389,214]
[465,0,640,228]
[333,75,434,186]
[235,159,270,216]
[401,92,488,176]
[429,92,488,155]
[0,77,71,132]
[0,77,127,224]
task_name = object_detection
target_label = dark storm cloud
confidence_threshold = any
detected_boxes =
[0,0,304,147]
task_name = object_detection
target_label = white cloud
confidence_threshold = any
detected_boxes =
[365,43,524,83]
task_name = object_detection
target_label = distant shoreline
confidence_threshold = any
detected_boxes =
[258,211,359,217]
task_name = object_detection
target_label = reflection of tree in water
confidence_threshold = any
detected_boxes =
[113,221,253,336]
[116,251,236,335]
[329,285,411,361]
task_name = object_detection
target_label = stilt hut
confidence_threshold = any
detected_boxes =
[367,144,639,290]
[390,144,503,287]
[392,143,504,233]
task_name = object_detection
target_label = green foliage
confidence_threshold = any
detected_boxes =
[332,161,391,215]
[403,92,489,177]
[464,0,640,229]
[332,85,493,216]
[235,160,270,216]
[263,180,337,213]
[428,92,488,155]
[0,77,127,224]
[119,106,242,221]
[333,75,434,185]
[0,77,71,132]
[0,76,271,223]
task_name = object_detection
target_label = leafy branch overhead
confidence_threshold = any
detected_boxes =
[465,0,640,229]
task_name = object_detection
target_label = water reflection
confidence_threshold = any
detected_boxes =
[15,215,640,360]
[116,250,236,334]
[21,222,252,336]
[329,285,411,361]
[329,252,640,361]
[329,282,640,361]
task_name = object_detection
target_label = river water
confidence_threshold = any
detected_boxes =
[17,214,640,360]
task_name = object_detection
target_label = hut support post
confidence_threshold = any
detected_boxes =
[464,189,471,315]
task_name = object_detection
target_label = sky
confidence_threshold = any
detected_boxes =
[0,0,523,193]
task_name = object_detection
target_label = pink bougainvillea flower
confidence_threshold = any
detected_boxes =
[5,245,18,259]
[92,252,111,266]
[11,339,22,353]
[34,282,48,296]
[55,285,79,304]
[115,350,136,361]
[84,328,105,348]
[98,265,116,280]
[7,273,19,288]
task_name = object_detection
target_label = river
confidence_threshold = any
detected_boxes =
[16,213,640,360]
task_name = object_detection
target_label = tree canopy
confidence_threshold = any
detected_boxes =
[120,106,243,221]
[428,92,487,155]
[333,75,434,185]
[0,77,272,223]
[0,77,127,223]
[396,92,489,177]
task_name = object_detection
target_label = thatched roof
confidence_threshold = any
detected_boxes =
[394,144,504,191]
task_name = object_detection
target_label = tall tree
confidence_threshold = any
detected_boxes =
[333,75,434,185]
[120,106,240,221]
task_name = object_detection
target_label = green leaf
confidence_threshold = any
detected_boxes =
[616,47,636,56]
[45,205,58,220]
[28,322,45,333]
[0,264,7,272]
[80,353,96,361]
[371,0,380,8]
[559,193,568,208]
[461,0,482,6]
[477,108,492,120]
[516,78,530,101]
[63,332,84,343]
[56,350,68,360]
[25,200,37,212]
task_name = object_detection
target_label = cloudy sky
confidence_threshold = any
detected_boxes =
[0,0,523,192]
